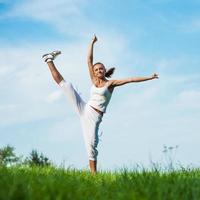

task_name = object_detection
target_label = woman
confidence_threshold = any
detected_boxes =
[43,35,159,174]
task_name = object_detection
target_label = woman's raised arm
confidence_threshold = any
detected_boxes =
[110,73,159,87]
[87,35,97,81]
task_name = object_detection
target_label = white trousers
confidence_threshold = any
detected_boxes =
[59,80,103,161]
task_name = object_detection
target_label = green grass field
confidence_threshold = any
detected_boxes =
[0,166,200,200]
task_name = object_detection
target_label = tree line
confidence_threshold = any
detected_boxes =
[0,145,51,167]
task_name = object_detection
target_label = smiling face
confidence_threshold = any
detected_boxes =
[93,63,106,79]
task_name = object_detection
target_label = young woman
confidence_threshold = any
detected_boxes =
[43,35,159,174]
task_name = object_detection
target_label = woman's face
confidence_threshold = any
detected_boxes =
[93,63,106,78]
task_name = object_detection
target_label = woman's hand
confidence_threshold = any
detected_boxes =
[91,34,98,44]
[151,73,159,79]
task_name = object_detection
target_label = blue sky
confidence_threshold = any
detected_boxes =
[0,0,200,171]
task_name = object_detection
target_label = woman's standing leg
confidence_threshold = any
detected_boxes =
[89,160,97,174]
[81,105,102,174]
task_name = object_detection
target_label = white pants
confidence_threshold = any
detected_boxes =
[59,80,103,161]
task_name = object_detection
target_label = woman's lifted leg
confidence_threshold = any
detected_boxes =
[43,51,63,84]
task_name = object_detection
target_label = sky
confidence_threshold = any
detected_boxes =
[0,0,200,171]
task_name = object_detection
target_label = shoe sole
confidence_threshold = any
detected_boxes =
[42,50,61,58]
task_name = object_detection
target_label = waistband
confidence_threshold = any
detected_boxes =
[86,103,103,119]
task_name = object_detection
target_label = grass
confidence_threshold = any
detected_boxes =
[0,165,200,200]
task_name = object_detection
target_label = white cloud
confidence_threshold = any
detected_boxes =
[46,91,63,103]
[174,89,200,109]
[0,104,17,111]
[5,0,85,20]
[0,66,13,77]
[2,0,92,36]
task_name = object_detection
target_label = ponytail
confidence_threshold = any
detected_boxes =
[105,67,115,78]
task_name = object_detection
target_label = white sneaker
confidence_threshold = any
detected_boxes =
[42,50,61,62]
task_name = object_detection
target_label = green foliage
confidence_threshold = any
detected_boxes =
[0,166,200,200]
[0,145,52,167]
[0,145,199,199]
[24,150,52,167]
[0,145,20,166]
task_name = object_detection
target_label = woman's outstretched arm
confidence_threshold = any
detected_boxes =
[87,35,97,81]
[110,73,159,87]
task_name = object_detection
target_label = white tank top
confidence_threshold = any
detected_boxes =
[88,82,112,113]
